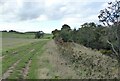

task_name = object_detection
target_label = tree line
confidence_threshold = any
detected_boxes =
[1,30,45,39]
[52,0,120,60]
[52,23,113,54]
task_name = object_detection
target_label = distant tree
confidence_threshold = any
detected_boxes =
[9,30,16,32]
[81,22,96,28]
[35,31,44,39]
[52,29,60,39]
[52,24,72,42]
[61,24,71,31]
[98,0,120,60]
[2,30,7,32]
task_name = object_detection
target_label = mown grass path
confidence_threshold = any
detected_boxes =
[2,39,49,79]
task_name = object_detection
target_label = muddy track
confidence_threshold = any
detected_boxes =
[1,59,21,80]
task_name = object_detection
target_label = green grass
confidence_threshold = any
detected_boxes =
[2,38,42,52]
[1,32,52,51]
[2,32,35,39]
[2,43,34,74]
[43,34,53,39]
[2,32,52,79]
[1,32,53,39]
[27,40,48,79]
[3,40,49,79]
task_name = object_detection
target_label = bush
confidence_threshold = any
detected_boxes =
[35,31,44,39]
[100,49,112,55]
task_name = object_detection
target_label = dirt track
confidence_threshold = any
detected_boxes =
[37,40,79,79]
[37,40,118,79]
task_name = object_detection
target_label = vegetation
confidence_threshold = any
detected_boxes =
[57,42,118,79]
[52,23,113,56]
[35,31,44,39]
[51,1,120,78]
[2,38,41,52]
[98,0,120,61]
[2,32,50,79]
[1,32,35,39]
[1,0,120,79]
[52,0,120,60]
[1,31,52,39]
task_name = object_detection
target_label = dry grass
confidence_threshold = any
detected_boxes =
[57,42,119,79]
[37,40,79,79]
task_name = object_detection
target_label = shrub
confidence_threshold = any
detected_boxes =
[100,49,112,55]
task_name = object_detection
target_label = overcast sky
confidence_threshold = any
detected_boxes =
[0,0,115,33]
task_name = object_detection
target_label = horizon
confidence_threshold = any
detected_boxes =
[0,0,115,33]
[0,29,52,34]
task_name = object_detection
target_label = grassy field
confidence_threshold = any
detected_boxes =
[2,32,53,39]
[2,40,49,79]
[1,32,51,79]
[2,38,42,51]
[2,32,35,39]
[1,32,119,79]
[1,32,52,51]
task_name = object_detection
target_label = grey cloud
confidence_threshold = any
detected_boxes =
[45,1,90,20]
[45,4,66,20]
[44,1,84,20]
[0,0,109,22]
[17,2,44,20]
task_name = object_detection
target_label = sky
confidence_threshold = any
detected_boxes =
[0,0,115,33]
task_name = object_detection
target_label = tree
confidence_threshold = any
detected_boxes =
[52,29,61,42]
[78,23,97,47]
[2,30,7,32]
[35,31,44,39]
[98,0,120,60]
[60,24,72,42]
[52,24,72,42]
[59,29,72,42]
[61,24,71,31]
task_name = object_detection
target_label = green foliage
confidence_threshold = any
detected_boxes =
[52,24,72,42]
[76,25,96,47]
[61,24,71,31]
[98,0,120,60]
[59,29,72,42]
[52,22,118,57]
[100,49,112,55]
[35,31,44,39]
[52,29,60,39]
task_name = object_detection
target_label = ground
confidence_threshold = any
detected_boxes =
[1,32,119,79]
[37,40,118,79]
[37,40,79,79]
